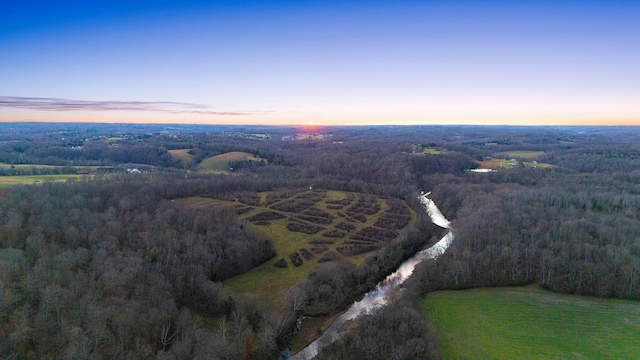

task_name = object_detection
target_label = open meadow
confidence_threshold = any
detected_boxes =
[422,286,640,359]
[167,148,195,167]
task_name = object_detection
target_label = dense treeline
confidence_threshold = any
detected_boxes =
[2,123,640,359]
[0,165,79,176]
[412,172,640,300]
[0,136,180,167]
[315,297,440,360]
[0,179,288,359]
[300,217,442,316]
[539,145,640,174]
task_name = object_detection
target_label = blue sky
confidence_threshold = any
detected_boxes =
[1,0,638,125]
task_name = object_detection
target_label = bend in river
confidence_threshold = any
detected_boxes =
[290,193,453,360]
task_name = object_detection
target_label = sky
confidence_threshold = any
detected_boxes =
[0,0,638,126]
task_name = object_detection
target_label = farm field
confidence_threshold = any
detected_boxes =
[0,163,157,186]
[196,151,267,172]
[475,158,521,169]
[168,148,194,166]
[473,150,553,170]
[494,150,545,159]
[183,189,416,305]
[423,286,640,359]
[475,158,553,170]
[422,148,441,155]
[0,164,107,171]
[0,174,89,186]
[0,164,64,170]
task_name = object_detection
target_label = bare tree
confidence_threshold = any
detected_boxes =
[160,323,177,351]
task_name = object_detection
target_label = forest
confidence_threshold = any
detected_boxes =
[1,123,639,359]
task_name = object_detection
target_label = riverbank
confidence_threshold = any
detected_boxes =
[290,193,453,359]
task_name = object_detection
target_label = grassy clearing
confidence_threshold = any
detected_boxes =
[223,256,311,306]
[525,161,554,169]
[324,190,347,201]
[182,196,318,305]
[345,251,373,266]
[196,151,267,173]
[168,149,194,167]
[257,191,269,205]
[291,315,332,351]
[476,158,553,170]
[223,215,324,306]
[422,148,441,155]
[0,175,89,186]
[495,150,545,160]
[423,286,640,359]
[476,150,550,171]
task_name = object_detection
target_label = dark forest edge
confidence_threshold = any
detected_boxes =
[1,123,639,359]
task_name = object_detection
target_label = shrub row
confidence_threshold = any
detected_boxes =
[286,222,325,234]
[247,211,286,222]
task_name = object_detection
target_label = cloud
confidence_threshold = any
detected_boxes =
[0,96,270,116]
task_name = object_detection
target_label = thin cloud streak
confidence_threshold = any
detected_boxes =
[0,96,270,116]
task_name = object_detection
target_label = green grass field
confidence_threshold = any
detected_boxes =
[422,286,640,359]
[196,151,267,172]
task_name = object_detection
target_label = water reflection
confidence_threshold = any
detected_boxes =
[290,194,453,360]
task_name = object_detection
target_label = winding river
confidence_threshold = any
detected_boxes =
[289,193,453,360]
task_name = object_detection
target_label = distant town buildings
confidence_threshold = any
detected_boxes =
[281,133,333,141]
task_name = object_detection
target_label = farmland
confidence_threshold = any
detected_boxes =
[0,162,156,186]
[195,151,267,172]
[0,174,88,186]
[422,148,441,155]
[167,148,194,167]
[494,150,546,159]
[471,150,552,170]
[475,157,553,170]
[0,163,97,186]
[422,286,640,359]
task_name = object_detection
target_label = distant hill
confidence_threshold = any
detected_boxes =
[168,149,195,167]
[196,151,267,172]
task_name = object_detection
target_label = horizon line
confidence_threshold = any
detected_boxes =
[1,120,639,128]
